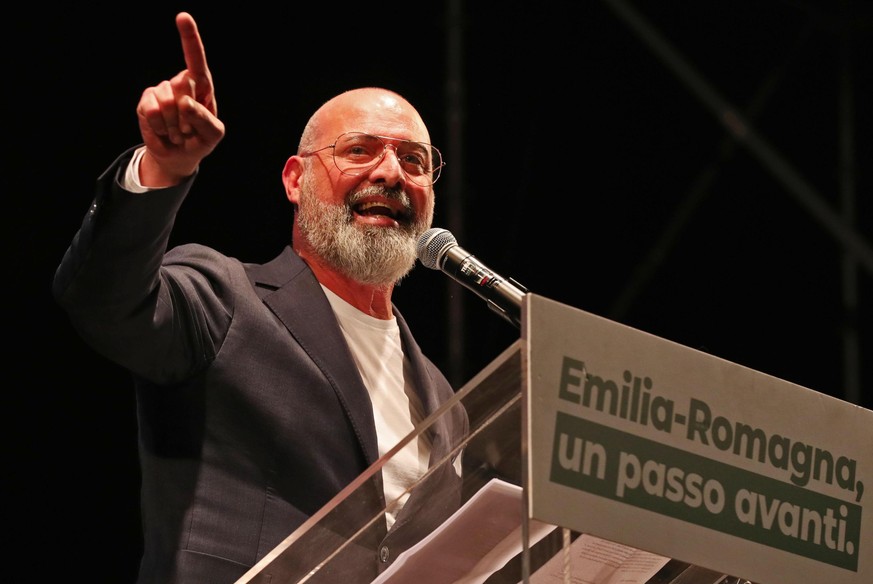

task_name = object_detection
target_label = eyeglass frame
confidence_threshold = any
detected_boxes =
[299,131,445,187]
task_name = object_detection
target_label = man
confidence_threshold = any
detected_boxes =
[53,12,468,584]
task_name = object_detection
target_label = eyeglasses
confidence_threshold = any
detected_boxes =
[301,132,445,187]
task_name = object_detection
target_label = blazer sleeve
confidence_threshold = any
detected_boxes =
[52,146,230,384]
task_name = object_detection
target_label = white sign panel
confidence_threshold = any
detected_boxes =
[523,294,872,584]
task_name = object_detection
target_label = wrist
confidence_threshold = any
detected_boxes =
[139,150,196,188]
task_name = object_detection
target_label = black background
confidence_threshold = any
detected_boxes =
[7,1,872,581]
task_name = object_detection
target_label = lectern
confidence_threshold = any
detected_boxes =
[236,294,873,584]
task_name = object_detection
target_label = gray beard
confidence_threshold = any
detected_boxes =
[296,180,431,286]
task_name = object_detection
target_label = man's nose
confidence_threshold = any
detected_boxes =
[367,145,407,187]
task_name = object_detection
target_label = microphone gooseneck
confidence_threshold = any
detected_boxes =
[416,228,527,328]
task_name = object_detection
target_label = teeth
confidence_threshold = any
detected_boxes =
[357,201,395,217]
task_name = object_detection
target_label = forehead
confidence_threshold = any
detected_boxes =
[319,93,430,144]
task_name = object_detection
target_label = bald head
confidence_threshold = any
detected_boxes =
[298,88,430,154]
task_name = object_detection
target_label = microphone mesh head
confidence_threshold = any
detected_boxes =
[417,228,457,269]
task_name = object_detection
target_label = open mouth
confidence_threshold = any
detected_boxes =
[354,200,400,219]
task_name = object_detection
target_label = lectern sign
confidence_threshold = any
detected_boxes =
[523,294,872,584]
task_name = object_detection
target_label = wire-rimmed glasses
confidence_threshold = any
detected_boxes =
[301,132,445,187]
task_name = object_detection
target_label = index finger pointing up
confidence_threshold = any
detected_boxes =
[175,12,215,112]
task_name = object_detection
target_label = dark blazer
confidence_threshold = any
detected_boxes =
[53,147,469,584]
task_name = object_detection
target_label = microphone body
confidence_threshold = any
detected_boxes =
[417,228,527,328]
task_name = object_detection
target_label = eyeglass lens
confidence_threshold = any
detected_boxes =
[333,133,441,186]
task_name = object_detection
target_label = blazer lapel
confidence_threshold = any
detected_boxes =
[247,247,380,466]
[389,311,466,530]
[394,310,450,457]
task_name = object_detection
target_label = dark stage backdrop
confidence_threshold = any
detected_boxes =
[7,1,871,581]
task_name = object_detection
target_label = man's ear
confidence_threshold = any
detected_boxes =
[282,156,304,205]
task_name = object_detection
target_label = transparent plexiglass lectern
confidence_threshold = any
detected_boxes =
[236,294,873,584]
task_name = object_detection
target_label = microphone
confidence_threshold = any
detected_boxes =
[416,228,528,328]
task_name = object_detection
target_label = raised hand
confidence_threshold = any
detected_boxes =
[136,12,225,187]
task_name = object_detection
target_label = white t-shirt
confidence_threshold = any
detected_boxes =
[322,286,431,529]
